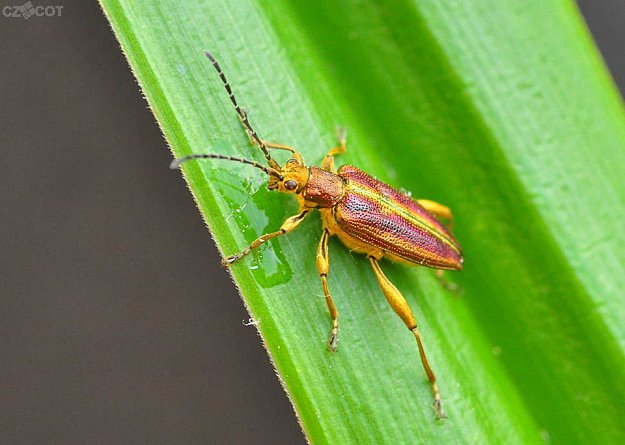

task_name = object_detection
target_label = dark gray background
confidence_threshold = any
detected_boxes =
[0,1,621,443]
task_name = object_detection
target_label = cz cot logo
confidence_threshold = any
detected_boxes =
[3,2,63,19]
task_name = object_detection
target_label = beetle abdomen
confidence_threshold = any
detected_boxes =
[334,165,463,270]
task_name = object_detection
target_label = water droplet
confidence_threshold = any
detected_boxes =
[212,169,293,288]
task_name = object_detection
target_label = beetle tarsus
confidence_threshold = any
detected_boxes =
[327,324,339,352]
[221,255,239,267]
[336,126,347,148]
[432,394,447,420]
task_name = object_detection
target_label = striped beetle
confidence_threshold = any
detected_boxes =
[171,52,464,419]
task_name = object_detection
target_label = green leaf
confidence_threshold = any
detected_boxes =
[99,0,625,443]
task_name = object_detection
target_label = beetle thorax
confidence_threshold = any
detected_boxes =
[302,166,345,208]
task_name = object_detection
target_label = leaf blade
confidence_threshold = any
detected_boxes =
[99,0,625,443]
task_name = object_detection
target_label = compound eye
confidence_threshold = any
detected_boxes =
[284,179,297,191]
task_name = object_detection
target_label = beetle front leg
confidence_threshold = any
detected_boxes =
[317,229,339,351]
[369,257,446,420]
[223,209,309,266]
[258,141,304,165]
[237,109,305,164]
[321,127,347,171]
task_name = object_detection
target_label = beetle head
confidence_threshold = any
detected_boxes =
[268,158,309,194]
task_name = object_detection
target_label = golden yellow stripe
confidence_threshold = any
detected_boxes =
[348,183,461,254]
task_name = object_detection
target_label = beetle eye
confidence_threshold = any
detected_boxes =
[284,179,297,191]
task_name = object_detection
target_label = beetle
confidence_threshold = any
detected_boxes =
[170,51,463,419]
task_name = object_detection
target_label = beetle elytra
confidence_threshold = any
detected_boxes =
[170,51,464,419]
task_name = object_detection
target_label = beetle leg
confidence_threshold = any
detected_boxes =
[435,270,461,293]
[260,140,295,152]
[258,140,304,165]
[222,210,309,266]
[317,229,339,351]
[417,199,454,231]
[237,109,305,163]
[415,201,461,291]
[369,257,446,419]
[257,141,304,166]
[321,127,347,171]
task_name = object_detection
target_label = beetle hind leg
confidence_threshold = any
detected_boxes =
[369,257,446,419]
[317,229,340,351]
[435,269,461,293]
[416,200,462,293]
[417,199,454,230]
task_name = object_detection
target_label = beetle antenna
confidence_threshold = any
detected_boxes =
[170,153,283,180]
[204,51,279,170]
